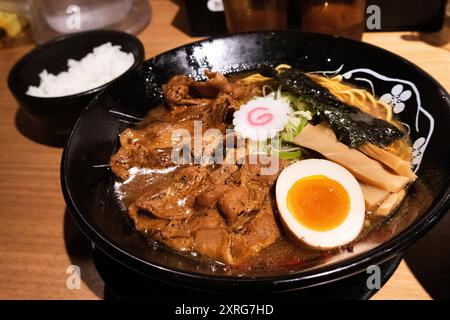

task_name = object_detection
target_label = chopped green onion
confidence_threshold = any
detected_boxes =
[271,148,302,160]
[281,92,313,112]
[255,88,315,160]
[280,116,308,143]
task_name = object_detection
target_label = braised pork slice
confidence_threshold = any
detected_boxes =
[194,228,232,263]
[134,166,209,220]
[110,71,260,179]
[163,75,212,108]
[110,127,177,179]
[112,72,284,265]
[190,70,232,98]
[110,75,243,179]
[123,155,285,265]
[124,155,284,265]
[195,184,229,209]
[217,186,261,228]
[230,200,281,264]
[163,70,258,109]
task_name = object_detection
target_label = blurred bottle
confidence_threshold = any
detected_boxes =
[300,0,366,40]
[223,0,287,33]
[183,0,227,36]
[0,0,150,44]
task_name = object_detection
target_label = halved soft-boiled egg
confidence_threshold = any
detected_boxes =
[276,159,365,249]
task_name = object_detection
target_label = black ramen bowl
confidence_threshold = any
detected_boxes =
[61,31,450,294]
[8,30,144,136]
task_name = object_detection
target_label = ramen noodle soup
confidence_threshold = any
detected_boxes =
[109,65,425,273]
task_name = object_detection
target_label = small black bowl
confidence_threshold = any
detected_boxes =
[8,30,144,136]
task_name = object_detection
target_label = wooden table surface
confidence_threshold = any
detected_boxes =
[0,0,449,300]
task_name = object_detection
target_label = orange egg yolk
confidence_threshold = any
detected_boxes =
[286,175,350,231]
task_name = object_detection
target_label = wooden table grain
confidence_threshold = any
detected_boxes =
[0,0,449,300]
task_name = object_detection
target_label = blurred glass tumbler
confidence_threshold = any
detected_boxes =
[0,0,151,44]
[223,0,287,33]
[301,0,366,41]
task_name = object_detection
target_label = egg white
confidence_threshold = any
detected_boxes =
[276,159,365,249]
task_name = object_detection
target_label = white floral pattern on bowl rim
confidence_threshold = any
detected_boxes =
[379,84,412,114]
[311,65,434,173]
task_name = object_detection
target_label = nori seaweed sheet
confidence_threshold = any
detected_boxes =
[277,68,404,148]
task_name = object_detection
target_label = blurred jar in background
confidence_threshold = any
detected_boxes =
[300,0,366,40]
[223,0,287,33]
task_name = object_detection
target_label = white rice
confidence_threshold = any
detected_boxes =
[26,42,135,97]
